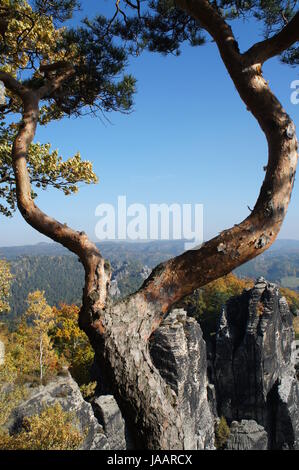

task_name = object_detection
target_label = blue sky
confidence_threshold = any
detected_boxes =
[1,1,299,246]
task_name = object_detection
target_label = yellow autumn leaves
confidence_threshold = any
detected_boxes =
[0,404,84,450]
[0,259,13,312]
[27,142,98,194]
[0,0,75,75]
[0,133,98,216]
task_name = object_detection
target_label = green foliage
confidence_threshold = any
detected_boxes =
[4,242,299,324]
[0,259,13,313]
[0,354,27,427]
[115,0,298,64]
[0,0,135,216]
[280,286,299,315]
[33,0,79,22]
[3,252,156,320]
[0,403,84,450]
[0,126,98,216]
[6,255,84,320]
[6,291,61,385]
[215,416,230,450]
[0,1,135,116]
[180,274,253,340]
[235,251,299,287]
[110,0,206,56]
[80,381,97,399]
[50,303,94,386]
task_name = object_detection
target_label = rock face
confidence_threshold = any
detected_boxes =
[213,277,299,449]
[6,373,110,450]
[226,420,268,450]
[150,309,215,450]
[5,278,299,450]
[92,395,127,450]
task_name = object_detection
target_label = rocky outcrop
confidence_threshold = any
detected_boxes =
[92,395,127,450]
[109,279,121,298]
[4,278,299,450]
[226,420,268,450]
[150,309,215,450]
[6,373,110,450]
[213,277,299,449]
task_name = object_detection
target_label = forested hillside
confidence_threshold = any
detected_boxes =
[235,240,299,289]
[2,240,299,320]
[8,256,84,318]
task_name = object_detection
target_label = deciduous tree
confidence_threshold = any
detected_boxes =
[50,303,94,385]
[24,290,56,382]
[0,259,13,313]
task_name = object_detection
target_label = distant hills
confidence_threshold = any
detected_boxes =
[1,239,299,320]
[267,239,299,252]
[0,240,185,264]
[235,239,299,289]
[0,241,185,319]
[2,237,299,261]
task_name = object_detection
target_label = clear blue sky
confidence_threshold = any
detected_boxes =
[1,1,298,246]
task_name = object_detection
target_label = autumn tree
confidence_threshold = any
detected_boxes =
[0,259,13,313]
[1,0,298,449]
[0,403,84,450]
[24,290,57,383]
[50,303,94,386]
[180,273,254,339]
[7,291,59,384]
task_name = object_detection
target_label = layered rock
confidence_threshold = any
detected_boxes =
[225,420,268,450]
[92,395,127,450]
[213,277,299,449]
[4,278,299,450]
[150,309,215,450]
[6,373,110,450]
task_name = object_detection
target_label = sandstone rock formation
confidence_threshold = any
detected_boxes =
[225,420,268,450]
[6,373,110,450]
[5,278,299,450]
[150,309,215,450]
[92,395,127,450]
[213,277,299,449]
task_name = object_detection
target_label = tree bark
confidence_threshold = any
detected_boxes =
[81,2,298,448]
[3,2,298,449]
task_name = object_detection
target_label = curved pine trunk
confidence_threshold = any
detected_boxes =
[83,294,184,449]
[80,53,298,451]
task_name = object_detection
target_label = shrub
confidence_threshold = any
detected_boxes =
[215,416,230,450]
[80,381,97,399]
[0,403,84,450]
[0,354,27,427]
